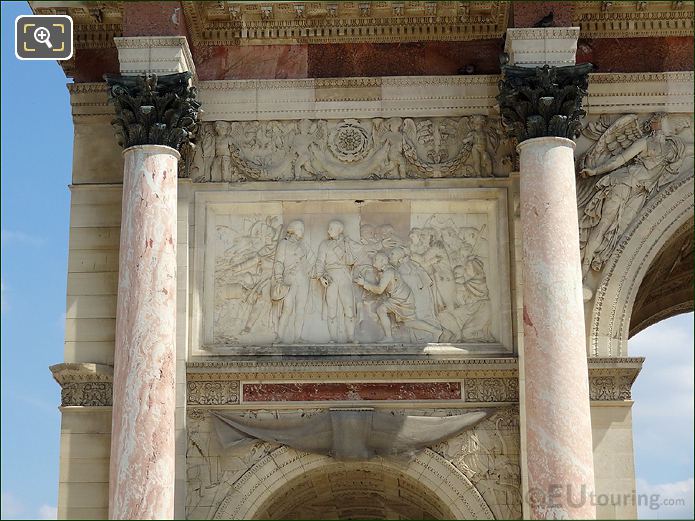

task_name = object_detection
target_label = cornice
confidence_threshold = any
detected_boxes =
[67,71,694,123]
[30,1,124,49]
[182,1,509,46]
[572,0,694,38]
[49,357,645,406]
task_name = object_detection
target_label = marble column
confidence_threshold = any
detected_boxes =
[518,137,596,519]
[109,145,179,520]
[498,62,596,519]
[105,72,200,520]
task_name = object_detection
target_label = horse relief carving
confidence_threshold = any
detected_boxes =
[190,116,512,182]
[212,213,495,346]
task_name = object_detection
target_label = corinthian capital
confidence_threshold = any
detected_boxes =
[496,63,592,143]
[104,71,201,152]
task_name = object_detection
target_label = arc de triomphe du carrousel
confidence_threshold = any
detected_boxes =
[38,1,693,519]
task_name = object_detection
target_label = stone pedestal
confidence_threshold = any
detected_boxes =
[109,145,180,520]
[518,137,596,519]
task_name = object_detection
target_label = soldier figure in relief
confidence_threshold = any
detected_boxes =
[211,121,233,182]
[272,220,313,343]
[356,253,441,342]
[313,220,357,343]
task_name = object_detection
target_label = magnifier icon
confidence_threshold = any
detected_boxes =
[33,26,53,49]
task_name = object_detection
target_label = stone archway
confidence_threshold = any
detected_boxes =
[589,175,694,357]
[212,446,495,520]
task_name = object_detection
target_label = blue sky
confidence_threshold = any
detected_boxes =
[0,1,692,519]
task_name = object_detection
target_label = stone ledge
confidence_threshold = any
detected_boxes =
[49,357,644,406]
[67,72,694,123]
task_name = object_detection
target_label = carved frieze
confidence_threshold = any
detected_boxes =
[50,363,113,407]
[589,375,633,401]
[187,379,240,406]
[182,1,510,45]
[497,63,593,143]
[204,198,504,347]
[573,0,694,38]
[105,72,201,152]
[576,113,693,279]
[190,116,512,182]
[464,377,518,402]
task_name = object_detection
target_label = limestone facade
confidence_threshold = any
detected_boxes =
[43,4,695,519]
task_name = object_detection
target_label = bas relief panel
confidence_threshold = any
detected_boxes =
[189,116,513,182]
[200,197,509,350]
[575,113,694,291]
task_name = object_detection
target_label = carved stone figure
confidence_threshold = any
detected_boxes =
[379,117,407,179]
[356,252,441,342]
[409,228,457,312]
[433,409,522,520]
[217,221,278,337]
[313,220,358,342]
[389,247,439,342]
[211,212,497,346]
[462,115,497,177]
[211,121,233,182]
[272,221,313,343]
[292,119,320,179]
[577,113,691,277]
[439,243,494,342]
[193,116,510,182]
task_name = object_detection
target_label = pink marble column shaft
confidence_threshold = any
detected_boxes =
[109,145,179,520]
[519,137,596,519]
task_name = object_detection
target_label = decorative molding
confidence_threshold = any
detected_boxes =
[105,72,201,151]
[66,72,694,124]
[464,377,518,402]
[182,1,509,46]
[189,116,513,182]
[30,1,123,49]
[187,380,240,405]
[573,0,694,38]
[47,358,642,406]
[188,357,519,382]
[497,63,592,142]
[589,375,634,401]
[50,363,113,407]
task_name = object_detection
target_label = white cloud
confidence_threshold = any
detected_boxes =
[37,504,57,520]
[636,478,694,519]
[1,491,24,519]
[629,314,694,514]
[629,315,694,428]
[0,229,43,247]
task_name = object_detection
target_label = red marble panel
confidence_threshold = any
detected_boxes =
[123,1,189,38]
[72,47,120,82]
[576,36,694,73]
[193,44,309,80]
[243,382,462,402]
[511,2,574,28]
[307,40,503,78]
